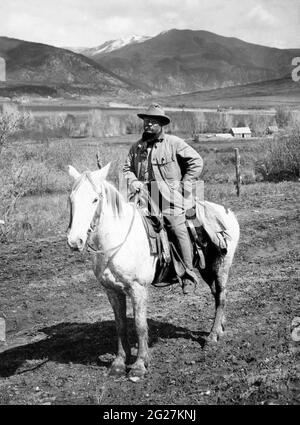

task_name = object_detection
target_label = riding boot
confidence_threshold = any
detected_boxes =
[182,269,199,295]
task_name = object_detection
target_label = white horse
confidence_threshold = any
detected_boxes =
[67,163,240,379]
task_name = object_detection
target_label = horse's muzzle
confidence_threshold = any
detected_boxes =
[68,244,80,252]
[67,235,85,252]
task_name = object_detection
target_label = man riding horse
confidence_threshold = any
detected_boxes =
[123,103,203,294]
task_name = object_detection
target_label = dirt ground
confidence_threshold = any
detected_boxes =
[0,182,299,405]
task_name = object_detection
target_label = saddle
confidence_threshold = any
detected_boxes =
[131,193,229,287]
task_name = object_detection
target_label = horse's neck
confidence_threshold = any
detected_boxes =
[97,199,135,249]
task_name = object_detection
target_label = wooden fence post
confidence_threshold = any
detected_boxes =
[234,148,241,197]
[0,317,6,342]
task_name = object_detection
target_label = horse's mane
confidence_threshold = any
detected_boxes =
[102,180,124,217]
[72,172,124,217]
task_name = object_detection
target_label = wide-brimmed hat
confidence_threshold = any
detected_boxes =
[137,103,171,126]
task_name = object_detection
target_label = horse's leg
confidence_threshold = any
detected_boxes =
[128,283,149,378]
[208,261,230,343]
[106,288,131,376]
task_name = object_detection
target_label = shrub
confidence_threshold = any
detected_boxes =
[275,107,293,128]
[125,116,143,134]
[249,114,273,136]
[0,110,30,153]
[255,123,300,181]
[0,158,33,241]
[13,112,69,140]
[40,113,67,138]
[88,110,126,137]
[64,114,76,137]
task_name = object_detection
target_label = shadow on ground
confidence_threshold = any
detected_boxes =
[0,319,208,377]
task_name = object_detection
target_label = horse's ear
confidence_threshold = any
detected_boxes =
[68,165,81,180]
[92,162,111,181]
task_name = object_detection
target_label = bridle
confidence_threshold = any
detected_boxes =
[68,171,136,260]
[67,171,101,233]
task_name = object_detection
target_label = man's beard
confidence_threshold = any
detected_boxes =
[142,131,161,142]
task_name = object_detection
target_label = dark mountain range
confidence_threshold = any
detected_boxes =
[0,36,149,97]
[87,29,300,95]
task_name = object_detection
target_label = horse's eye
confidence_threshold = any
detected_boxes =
[92,198,98,204]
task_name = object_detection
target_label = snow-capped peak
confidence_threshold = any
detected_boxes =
[82,35,151,57]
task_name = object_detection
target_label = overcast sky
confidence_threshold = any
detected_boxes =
[0,0,299,49]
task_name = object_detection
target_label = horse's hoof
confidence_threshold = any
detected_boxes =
[206,333,219,345]
[109,364,126,377]
[128,375,141,383]
[128,366,148,380]
[221,318,226,332]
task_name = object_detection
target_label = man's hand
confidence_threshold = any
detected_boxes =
[130,180,144,192]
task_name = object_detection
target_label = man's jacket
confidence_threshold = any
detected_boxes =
[123,133,203,214]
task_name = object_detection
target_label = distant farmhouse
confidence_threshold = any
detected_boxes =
[0,57,6,81]
[266,125,279,135]
[229,127,252,138]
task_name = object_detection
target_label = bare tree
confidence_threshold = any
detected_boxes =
[0,111,25,154]
[0,110,30,241]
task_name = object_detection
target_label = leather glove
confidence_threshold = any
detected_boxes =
[130,180,144,192]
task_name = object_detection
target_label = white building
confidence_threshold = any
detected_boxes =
[229,127,252,138]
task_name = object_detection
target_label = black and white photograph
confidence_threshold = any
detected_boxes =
[0,0,299,408]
